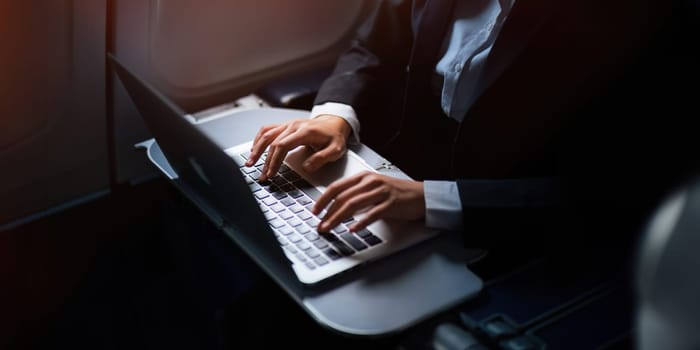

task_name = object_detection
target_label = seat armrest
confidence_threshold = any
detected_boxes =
[255,66,333,110]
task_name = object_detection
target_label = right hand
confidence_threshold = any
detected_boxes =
[245,115,352,181]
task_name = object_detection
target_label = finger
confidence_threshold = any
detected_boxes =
[349,201,392,232]
[247,125,283,167]
[323,178,377,220]
[302,140,346,172]
[263,127,309,180]
[253,124,273,143]
[312,173,367,215]
[248,125,277,166]
[323,173,385,217]
[318,187,387,232]
[260,127,293,181]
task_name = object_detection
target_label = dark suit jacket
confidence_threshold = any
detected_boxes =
[314,0,699,248]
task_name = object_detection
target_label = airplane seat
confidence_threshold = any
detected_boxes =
[254,65,334,110]
[635,174,700,350]
[633,3,700,346]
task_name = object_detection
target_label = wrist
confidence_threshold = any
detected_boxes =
[316,114,352,140]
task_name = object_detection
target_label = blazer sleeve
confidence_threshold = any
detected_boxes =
[456,177,562,209]
[455,177,569,248]
[313,0,414,117]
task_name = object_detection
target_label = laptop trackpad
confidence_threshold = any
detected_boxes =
[284,146,375,192]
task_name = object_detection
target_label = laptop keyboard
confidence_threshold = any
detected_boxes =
[237,151,383,270]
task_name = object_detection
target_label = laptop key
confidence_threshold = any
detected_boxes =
[305,204,326,218]
[269,219,285,229]
[281,171,300,182]
[279,211,294,220]
[313,240,328,249]
[271,176,287,186]
[280,197,296,206]
[323,248,342,260]
[320,232,339,242]
[279,164,291,174]
[241,166,257,174]
[297,211,312,221]
[292,178,312,189]
[278,226,294,236]
[331,241,355,256]
[255,192,269,200]
[248,182,262,192]
[304,261,316,270]
[306,249,321,259]
[295,224,311,235]
[298,185,321,201]
[332,225,348,234]
[289,204,304,213]
[307,218,320,228]
[304,232,319,242]
[355,228,372,238]
[314,256,329,266]
[270,204,286,213]
[363,234,383,246]
[262,197,277,206]
[297,196,312,206]
[271,192,288,200]
[340,233,368,251]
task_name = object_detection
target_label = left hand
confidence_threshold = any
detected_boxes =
[245,115,351,182]
[312,171,426,233]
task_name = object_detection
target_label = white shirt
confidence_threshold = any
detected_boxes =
[310,0,515,231]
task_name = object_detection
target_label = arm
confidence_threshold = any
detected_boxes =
[313,0,414,119]
[247,0,413,179]
[456,177,565,247]
[313,175,563,239]
[456,177,562,209]
[425,178,562,232]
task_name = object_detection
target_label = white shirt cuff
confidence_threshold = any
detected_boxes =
[310,102,361,145]
[424,180,464,231]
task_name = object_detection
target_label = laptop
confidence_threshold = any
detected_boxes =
[110,54,441,285]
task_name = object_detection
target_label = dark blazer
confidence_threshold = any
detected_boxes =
[314,0,699,247]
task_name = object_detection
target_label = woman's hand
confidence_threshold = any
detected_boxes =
[245,115,352,181]
[312,171,426,233]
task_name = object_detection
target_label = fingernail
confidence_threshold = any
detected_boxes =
[318,223,327,232]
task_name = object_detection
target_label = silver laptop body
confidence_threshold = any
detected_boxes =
[110,54,440,285]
